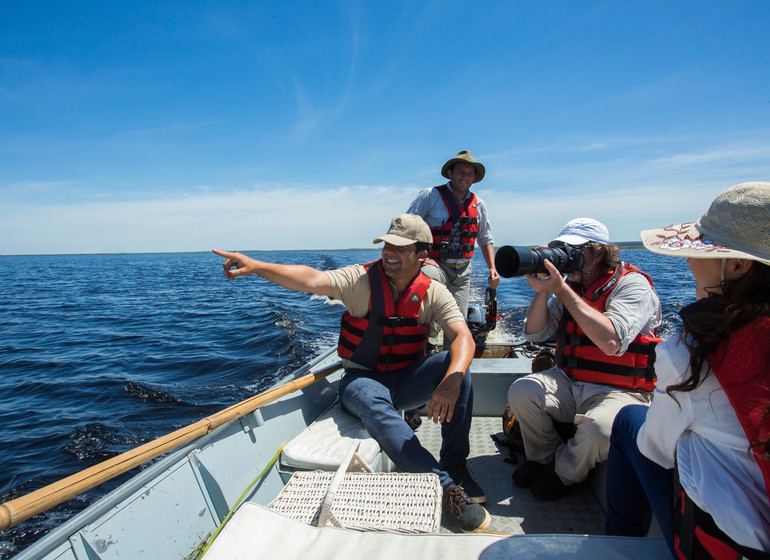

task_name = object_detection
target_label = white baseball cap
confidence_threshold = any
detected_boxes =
[552,218,610,245]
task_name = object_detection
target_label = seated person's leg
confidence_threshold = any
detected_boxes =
[344,359,490,531]
[391,352,472,466]
[438,360,487,504]
[532,387,651,500]
[558,387,652,484]
[605,404,675,553]
[397,352,487,503]
[507,368,574,464]
[437,358,472,468]
[338,370,444,482]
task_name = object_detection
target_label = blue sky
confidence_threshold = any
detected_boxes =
[1,1,769,255]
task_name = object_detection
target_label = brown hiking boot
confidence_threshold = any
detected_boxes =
[445,462,486,504]
[443,485,491,532]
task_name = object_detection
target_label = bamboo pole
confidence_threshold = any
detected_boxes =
[0,361,342,532]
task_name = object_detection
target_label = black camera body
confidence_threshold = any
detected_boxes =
[495,244,585,277]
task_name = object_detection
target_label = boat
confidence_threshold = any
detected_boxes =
[1,311,669,559]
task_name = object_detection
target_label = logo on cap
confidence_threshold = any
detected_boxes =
[391,217,407,233]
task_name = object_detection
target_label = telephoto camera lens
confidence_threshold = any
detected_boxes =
[495,245,585,277]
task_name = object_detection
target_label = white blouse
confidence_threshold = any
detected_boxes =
[638,333,770,550]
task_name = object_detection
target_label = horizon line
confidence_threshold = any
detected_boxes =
[0,241,646,257]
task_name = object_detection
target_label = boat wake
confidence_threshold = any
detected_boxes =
[123,381,191,405]
[63,423,128,461]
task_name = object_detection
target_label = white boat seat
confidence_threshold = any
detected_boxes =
[281,401,381,471]
[204,502,671,560]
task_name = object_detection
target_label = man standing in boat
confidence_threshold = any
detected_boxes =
[213,214,490,532]
[507,218,662,500]
[406,150,500,350]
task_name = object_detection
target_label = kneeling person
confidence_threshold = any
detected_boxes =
[214,214,490,532]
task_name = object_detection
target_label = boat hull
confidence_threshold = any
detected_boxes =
[9,344,667,559]
[13,348,344,560]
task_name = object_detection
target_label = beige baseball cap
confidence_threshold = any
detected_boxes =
[373,214,432,246]
[640,182,770,265]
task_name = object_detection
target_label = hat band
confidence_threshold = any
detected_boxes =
[651,223,731,255]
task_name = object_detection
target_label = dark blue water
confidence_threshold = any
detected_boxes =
[0,249,692,557]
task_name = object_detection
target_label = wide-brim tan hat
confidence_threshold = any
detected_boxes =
[640,181,770,265]
[373,214,432,246]
[441,150,485,183]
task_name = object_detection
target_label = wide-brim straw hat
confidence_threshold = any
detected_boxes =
[640,182,770,265]
[441,150,485,183]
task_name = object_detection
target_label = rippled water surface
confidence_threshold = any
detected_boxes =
[0,249,692,557]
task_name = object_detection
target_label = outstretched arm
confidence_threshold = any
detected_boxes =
[212,249,334,297]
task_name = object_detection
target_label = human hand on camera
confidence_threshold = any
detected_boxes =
[524,259,568,295]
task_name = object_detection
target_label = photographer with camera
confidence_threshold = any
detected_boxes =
[501,218,662,500]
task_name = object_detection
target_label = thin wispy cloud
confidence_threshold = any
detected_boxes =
[1,3,768,255]
[3,130,767,254]
[289,5,360,144]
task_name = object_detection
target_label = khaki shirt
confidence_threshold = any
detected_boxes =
[325,264,464,369]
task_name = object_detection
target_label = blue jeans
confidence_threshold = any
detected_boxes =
[338,351,472,490]
[605,404,676,556]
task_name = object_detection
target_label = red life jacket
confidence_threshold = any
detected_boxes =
[555,263,661,391]
[672,318,770,560]
[673,477,770,560]
[428,185,479,260]
[337,260,431,372]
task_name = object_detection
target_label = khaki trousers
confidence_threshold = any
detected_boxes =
[420,260,471,346]
[507,366,651,484]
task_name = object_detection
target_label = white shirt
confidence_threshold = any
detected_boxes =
[638,333,770,551]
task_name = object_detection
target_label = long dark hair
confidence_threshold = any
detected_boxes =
[668,261,770,457]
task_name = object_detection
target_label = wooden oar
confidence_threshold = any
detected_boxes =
[0,360,342,532]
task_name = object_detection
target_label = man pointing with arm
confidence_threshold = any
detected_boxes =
[213,213,490,532]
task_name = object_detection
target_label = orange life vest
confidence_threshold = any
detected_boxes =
[337,260,431,372]
[428,185,479,260]
[555,263,661,391]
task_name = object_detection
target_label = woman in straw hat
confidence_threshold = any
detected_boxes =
[604,182,770,559]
